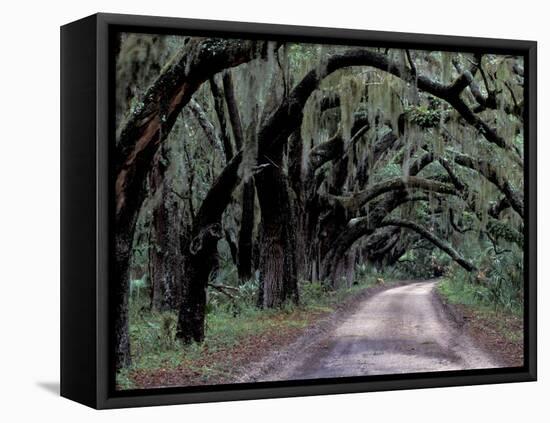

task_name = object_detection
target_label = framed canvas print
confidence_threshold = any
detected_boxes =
[60,13,537,409]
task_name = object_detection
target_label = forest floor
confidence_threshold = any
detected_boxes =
[122,279,522,390]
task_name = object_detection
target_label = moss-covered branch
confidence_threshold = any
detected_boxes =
[379,218,476,272]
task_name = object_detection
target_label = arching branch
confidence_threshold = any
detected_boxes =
[379,218,476,272]
[453,152,524,218]
[322,190,430,279]
[115,38,267,220]
[328,176,456,212]
[308,133,344,172]
[439,156,524,248]
[307,113,374,175]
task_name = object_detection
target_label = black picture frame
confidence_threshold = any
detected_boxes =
[61,12,537,409]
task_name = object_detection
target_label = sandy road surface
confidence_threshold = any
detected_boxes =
[248,280,497,381]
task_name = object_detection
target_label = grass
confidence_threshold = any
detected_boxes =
[437,275,523,347]
[117,272,393,389]
[437,275,522,317]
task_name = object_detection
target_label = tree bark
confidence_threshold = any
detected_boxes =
[149,187,184,311]
[176,223,221,343]
[256,163,299,307]
[238,180,255,280]
[222,70,244,150]
[113,218,133,370]
[209,75,234,162]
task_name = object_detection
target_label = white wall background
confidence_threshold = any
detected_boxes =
[1,0,545,420]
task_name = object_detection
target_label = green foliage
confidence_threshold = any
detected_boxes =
[354,263,371,282]
[487,220,524,248]
[299,280,331,306]
[116,368,135,390]
[396,246,450,279]
[477,246,523,311]
[439,271,491,308]
[405,104,444,129]
[208,278,260,316]
[207,256,260,314]
[438,271,523,345]
[439,257,522,315]
[127,298,179,368]
[371,161,402,183]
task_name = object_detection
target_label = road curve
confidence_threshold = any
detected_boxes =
[260,280,497,381]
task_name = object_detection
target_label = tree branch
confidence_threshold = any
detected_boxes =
[222,70,246,151]
[209,75,234,161]
[208,283,238,299]
[453,152,524,218]
[328,176,456,212]
[188,98,225,157]
[379,218,476,272]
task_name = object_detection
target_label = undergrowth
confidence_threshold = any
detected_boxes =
[437,265,523,316]
[437,265,523,346]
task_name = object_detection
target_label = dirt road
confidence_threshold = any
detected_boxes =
[245,280,498,382]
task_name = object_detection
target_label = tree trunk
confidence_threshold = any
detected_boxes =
[150,189,183,311]
[256,156,299,308]
[113,219,134,370]
[146,147,183,312]
[288,130,309,280]
[176,226,220,343]
[209,76,234,162]
[237,180,255,280]
[175,154,243,343]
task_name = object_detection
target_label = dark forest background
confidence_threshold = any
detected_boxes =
[113,33,524,388]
